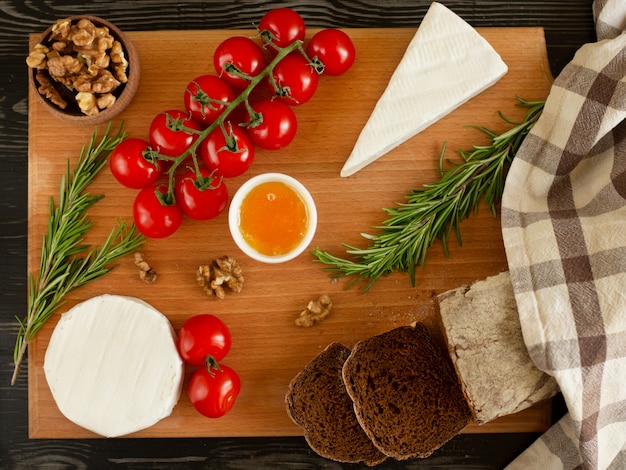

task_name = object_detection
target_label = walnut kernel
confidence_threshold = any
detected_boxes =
[295,295,333,327]
[197,256,244,300]
[134,252,157,284]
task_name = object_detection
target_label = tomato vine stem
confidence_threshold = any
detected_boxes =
[155,37,306,205]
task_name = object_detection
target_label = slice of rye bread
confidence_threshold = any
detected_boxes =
[285,342,387,466]
[342,324,473,460]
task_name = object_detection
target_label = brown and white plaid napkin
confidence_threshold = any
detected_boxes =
[501,1,626,469]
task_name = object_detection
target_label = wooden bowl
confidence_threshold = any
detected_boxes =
[28,15,140,125]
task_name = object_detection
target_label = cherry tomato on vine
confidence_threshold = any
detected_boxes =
[188,363,241,418]
[259,8,306,49]
[214,36,266,90]
[306,29,356,76]
[184,75,236,125]
[200,124,255,178]
[177,314,232,367]
[174,167,228,221]
[133,185,183,238]
[245,98,297,150]
[109,137,161,189]
[268,52,319,105]
[149,109,203,158]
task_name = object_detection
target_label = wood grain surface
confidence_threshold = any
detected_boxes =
[28,26,553,439]
[1,1,596,468]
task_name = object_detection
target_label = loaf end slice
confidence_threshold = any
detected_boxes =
[437,271,559,424]
[342,324,472,460]
[285,342,387,466]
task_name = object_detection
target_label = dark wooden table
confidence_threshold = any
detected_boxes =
[0,1,595,468]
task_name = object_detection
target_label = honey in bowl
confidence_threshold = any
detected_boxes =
[229,173,317,264]
[239,181,308,256]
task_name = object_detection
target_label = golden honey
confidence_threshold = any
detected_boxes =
[238,181,309,257]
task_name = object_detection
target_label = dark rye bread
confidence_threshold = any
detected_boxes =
[285,342,387,466]
[342,324,472,460]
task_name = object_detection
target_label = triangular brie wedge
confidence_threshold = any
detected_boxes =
[340,2,508,177]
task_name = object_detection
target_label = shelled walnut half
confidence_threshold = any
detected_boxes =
[296,295,333,327]
[26,17,130,116]
[197,256,244,300]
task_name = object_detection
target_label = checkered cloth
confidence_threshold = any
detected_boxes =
[501,1,626,469]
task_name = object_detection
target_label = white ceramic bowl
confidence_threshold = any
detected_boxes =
[228,173,317,264]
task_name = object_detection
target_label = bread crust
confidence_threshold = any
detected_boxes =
[342,324,472,460]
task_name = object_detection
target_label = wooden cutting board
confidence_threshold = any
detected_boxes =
[28,27,554,438]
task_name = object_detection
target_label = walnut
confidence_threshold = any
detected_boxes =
[26,43,50,69]
[75,91,98,115]
[35,70,67,109]
[74,68,120,94]
[50,39,73,53]
[295,295,333,327]
[97,93,116,110]
[110,40,129,83]
[50,18,72,40]
[80,49,110,69]
[134,252,157,284]
[69,18,109,47]
[46,51,83,77]
[197,256,244,300]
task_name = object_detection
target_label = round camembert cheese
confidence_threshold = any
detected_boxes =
[44,294,184,437]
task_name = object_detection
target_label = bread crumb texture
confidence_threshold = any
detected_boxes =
[438,272,559,423]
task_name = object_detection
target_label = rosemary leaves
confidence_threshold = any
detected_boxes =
[312,97,545,292]
[11,123,145,385]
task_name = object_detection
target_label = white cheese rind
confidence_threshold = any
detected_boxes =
[340,2,508,177]
[44,294,184,438]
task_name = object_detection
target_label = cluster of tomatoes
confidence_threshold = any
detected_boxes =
[177,314,240,418]
[109,7,356,238]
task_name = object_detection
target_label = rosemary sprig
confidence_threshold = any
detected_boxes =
[312,97,544,292]
[11,123,146,385]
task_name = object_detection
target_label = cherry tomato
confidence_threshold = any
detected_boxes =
[133,185,183,238]
[200,124,255,178]
[184,75,235,125]
[246,98,297,150]
[306,29,356,76]
[177,314,232,367]
[174,167,228,221]
[149,109,203,158]
[268,52,318,105]
[259,8,306,49]
[109,137,162,189]
[214,36,266,89]
[188,363,241,418]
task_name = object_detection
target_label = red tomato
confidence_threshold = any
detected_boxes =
[306,29,356,76]
[177,314,232,367]
[213,36,266,89]
[188,363,241,418]
[259,8,306,49]
[245,99,297,150]
[133,185,183,238]
[149,109,203,158]
[174,167,228,221]
[200,124,255,178]
[184,75,235,125]
[268,52,318,105]
[109,137,162,189]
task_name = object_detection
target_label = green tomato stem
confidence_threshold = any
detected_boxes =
[160,38,304,203]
